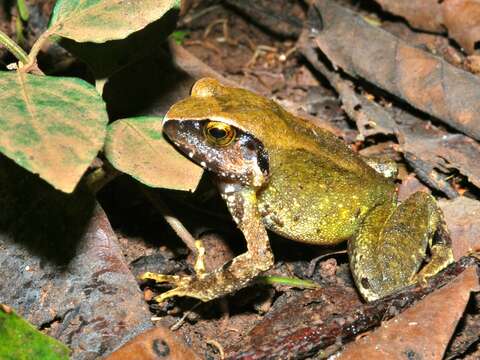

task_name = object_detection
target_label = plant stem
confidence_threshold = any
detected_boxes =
[142,188,198,254]
[20,29,52,71]
[0,29,29,64]
[84,165,120,194]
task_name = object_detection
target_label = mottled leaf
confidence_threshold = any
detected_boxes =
[104,116,203,191]
[0,71,108,193]
[49,0,180,43]
[0,305,70,360]
[58,10,178,79]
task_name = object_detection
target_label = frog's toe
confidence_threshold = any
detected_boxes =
[139,272,192,286]
[153,285,212,303]
[411,272,429,287]
[140,272,214,302]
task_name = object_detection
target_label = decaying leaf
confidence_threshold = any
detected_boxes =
[49,0,179,43]
[104,116,203,191]
[439,197,480,260]
[376,1,443,33]
[0,71,108,193]
[396,111,480,191]
[309,0,480,141]
[376,0,480,54]
[104,327,201,360]
[0,305,70,360]
[338,267,480,359]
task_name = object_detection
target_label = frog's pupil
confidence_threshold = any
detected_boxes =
[209,127,227,139]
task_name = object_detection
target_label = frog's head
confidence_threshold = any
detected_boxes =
[163,78,273,188]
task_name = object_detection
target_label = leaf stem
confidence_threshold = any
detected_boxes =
[142,188,198,254]
[84,164,120,194]
[0,29,29,64]
[19,29,53,72]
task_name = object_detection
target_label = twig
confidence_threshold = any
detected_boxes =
[170,301,202,331]
[142,188,197,254]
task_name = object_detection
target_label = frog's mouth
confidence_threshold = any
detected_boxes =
[163,119,269,187]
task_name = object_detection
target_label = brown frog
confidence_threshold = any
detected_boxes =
[140,78,454,302]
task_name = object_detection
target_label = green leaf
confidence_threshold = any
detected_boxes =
[257,276,320,289]
[0,71,108,193]
[0,305,70,360]
[58,9,178,79]
[49,0,179,43]
[17,0,30,21]
[104,116,203,191]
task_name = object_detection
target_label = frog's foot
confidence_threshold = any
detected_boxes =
[412,243,454,286]
[139,240,212,302]
[139,272,214,303]
[140,238,274,303]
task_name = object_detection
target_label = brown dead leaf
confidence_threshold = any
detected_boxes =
[308,0,480,141]
[442,0,480,54]
[376,0,480,54]
[397,116,480,191]
[381,21,465,68]
[397,174,431,202]
[338,266,480,360]
[377,1,444,32]
[465,54,480,74]
[104,327,201,360]
[439,197,480,260]
[169,41,239,89]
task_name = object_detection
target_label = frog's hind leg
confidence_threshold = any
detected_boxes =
[349,192,454,301]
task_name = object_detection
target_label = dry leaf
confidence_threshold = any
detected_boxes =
[377,0,480,54]
[338,267,480,359]
[105,327,201,360]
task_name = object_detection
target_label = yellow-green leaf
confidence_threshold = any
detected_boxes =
[49,0,180,43]
[0,71,108,193]
[0,305,70,360]
[104,116,203,191]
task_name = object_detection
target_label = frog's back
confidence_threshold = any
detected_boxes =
[257,124,395,245]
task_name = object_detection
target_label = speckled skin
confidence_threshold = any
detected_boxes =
[141,78,454,303]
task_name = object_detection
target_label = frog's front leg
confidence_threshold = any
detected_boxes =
[141,188,274,303]
[349,191,454,301]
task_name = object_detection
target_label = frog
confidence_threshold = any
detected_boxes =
[140,78,454,303]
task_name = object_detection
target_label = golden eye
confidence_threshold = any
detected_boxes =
[203,121,236,146]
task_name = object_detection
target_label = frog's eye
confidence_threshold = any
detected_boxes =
[203,121,236,146]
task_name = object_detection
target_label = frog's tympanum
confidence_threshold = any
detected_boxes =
[141,78,454,303]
